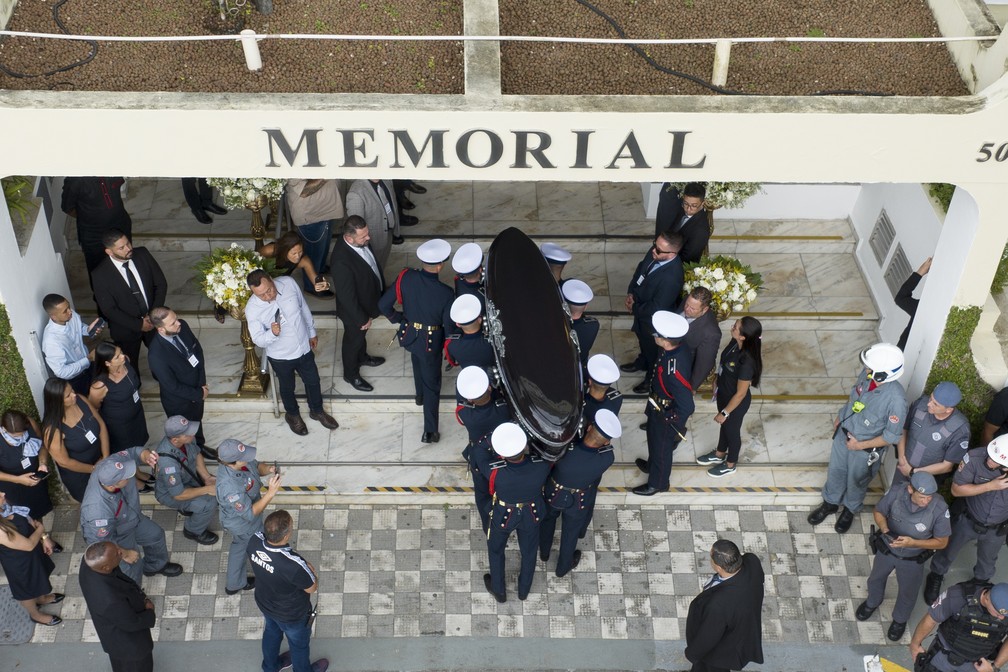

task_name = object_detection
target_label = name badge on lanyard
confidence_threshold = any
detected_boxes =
[188,354,200,368]
[383,200,393,216]
[133,390,140,404]
[85,429,97,444]
[21,457,32,469]
[636,274,645,286]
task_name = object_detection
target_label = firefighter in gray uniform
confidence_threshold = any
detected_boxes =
[855,472,951,642]
[910,581,1008,672]
[808,342,908,533]
[893,382,970,488]
[153,416,219,545]
[215,438,282,595]
[924,436,1008,605]
[80,448,183,586]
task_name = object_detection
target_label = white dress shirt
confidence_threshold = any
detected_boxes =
[115,259,149,308]
[244,275,316,361]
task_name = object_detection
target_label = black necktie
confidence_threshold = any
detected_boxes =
[172,336,189,357]
[123,262,147,312]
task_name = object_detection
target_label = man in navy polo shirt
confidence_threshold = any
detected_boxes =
[248,509,327,672]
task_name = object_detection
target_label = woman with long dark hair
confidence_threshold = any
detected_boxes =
[42,376,109,502]
[0,490,61,626]
[258,230,331,297]
[88,342,148,452]
[697,316,763,477]
[0,410,53,520]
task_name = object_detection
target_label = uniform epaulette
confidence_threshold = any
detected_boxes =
[447,333,461,341]
[493,398,509,408]
[597,445,614,454]
[582,316,598,324]
[528,453,544,463]
[459,400,476,409]
[606,389,623,401]
[490,460,506,470]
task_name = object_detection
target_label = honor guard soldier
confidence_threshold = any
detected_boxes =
[632,311,695,496]
[216,438,282,595]
[456,367,512,532]
[444,294,495,382]
[563,280,599,367]
[539,409,620,578]
[153,416,219,546]
[924,437,1008,605]
[541,242,572,285]
[856,472,951,642]
[379,238,455,444]
[452,242,485,311]
[910,581,1008,672]
[894,382,970,488]
[483,423,551,603]
[808,342,908,533]
[583,354,624,425]
[81,450,184,586]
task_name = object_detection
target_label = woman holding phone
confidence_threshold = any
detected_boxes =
[0,410,54,522]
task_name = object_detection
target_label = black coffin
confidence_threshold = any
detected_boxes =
[484,227,583,454]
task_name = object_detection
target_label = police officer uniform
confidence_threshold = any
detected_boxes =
[633,312,694,496]
[444,294,495,395]
[925,441,1008,605]
[379,238,455,443]
[153,416,218,544]
[563,280,599,367]
[911,582,1008,672]
[894,384,970,488]
[81,449,181,586]
[856,472,951,641]
[216,439,267,594]
[452,242,486,311]
[484,423,551,603]
[456,367,512,531]
[539,409,620,578]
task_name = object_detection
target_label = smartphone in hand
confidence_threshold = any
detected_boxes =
[273,461,281,476]
[273,308,281,324]
[87,318,106,337]
[31,471,50,482]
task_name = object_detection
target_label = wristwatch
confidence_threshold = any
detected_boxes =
[720,410,730,418]
[909,467,916,477]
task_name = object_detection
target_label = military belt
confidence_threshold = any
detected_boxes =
[648,394,670,410]
[411,322,441,332]
[492,493,536,509]
[550,477,586,494]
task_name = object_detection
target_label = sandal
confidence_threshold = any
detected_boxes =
[32,615,62,626]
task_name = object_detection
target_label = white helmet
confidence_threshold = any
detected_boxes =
[988,436,1008,467]
[860,343,904,383]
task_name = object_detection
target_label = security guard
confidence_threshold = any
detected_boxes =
[153,416,218,546]
[563,279,599,367]
[893,381,970,488]
[216,438,282,595]
[455,367,512,532]
[808,342,908,533]
[539,409,620,578]
[452,242,485,311]
[924,437,1008,605]
[483,423,551,603]
[379,238,455,444]
[81,449,183,586]
[856,472,951,642]
[632,311,694,496]
[541,242,571,285]
[444,294,495,385]
[909,581,1008,672]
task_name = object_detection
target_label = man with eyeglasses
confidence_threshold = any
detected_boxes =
[923,436,1008,606]
[620,231,686,388]
[655,182,709,264]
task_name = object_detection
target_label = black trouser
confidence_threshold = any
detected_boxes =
[340,320,368,380]
[410,350,442,433]
[117,331,156,383]
[181,178,214,214]
[268,351,323,417]
[161,395,206,447]
[68,368,93,396]
[715,389,751,464]
[646,405,683,490]
[690,662,729,672]
[110,652,154,672]
[632,320,659,376]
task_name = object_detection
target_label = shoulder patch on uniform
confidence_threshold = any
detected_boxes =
[227,493,240,503]
[961,440,969,450]
[163,466,176,474]
[168,475,177,486]
[96,527,109,537]
[234,502,245,511]
[889,415,900,423]
[93,519,108,527]
[945,509,951,518]
[963,453,971,464]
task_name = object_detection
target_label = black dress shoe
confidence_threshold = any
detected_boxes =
[635,458,650,474]
[399,196,416,210]
[924,571,944,605]
[400,215,419,227]
[225,577,255,595]
[806,501,839,526]
[309,410,340,430]
[632,379,651,394]
[620,361,644,373]
[887,620,907,641]
[631,484,666,496]
[406,181,427,194]
[183,529,220,545]
[834,508,855,534]
[193,210,213,225]
[483,573,506,603]
[205,203,228,215]
[285,413,309,436]
[539,547,550,562]
[421,432,440,444]
[392,235,405,245]
[518,588,529,601]
[361,355,385,367]
[855,600,876,621]
[557,550,582,578]
[638,421,647,431]
[415,395,423,406]
[144,561,183,577]
[200,445,219,461]
[345,376,373,392]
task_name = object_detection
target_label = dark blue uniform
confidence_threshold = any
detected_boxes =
[379,268,454,434]
[646,345,695,490]
[454,276,486,311]
[457,395,512,445]
[487,454,551,598]
[539,441,615,576]
[463,432,498,532]
[579,386,623,536]
[571,316,600,367]
[444,332,496,400]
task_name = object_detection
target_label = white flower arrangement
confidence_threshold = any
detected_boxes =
[684,255,763,316]
[668,182,763,210]
[194,243,266,314]
[206,178,286,211]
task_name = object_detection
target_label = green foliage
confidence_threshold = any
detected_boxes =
[990,244,1008,295]
[2,176,35,225]
[928,183,955,213]
[0,304,37,418]
[806,28,826,38]
[924,306,994,439]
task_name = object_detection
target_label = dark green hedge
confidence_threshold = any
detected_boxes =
[0,303,37,417]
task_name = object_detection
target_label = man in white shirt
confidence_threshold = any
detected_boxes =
[41,293,102,395]
[244,270,339,436]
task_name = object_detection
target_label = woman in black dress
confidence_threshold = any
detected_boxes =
[696,316,763,478]
[42,376,109,502]
[0,490,61,626]
[0,410,53,519]
[88,342,149,452]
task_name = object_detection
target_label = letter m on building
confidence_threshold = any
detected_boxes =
[263,129,324,168]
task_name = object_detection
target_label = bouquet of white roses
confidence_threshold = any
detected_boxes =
[684,255,763,316]
[667,182,762,210]
[194,243,268,314]
[206,177,286,211]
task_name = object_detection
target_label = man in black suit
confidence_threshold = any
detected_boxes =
[147,306,212,456]
[681,286,723,391]
[685,539,765,672]
[621,231,685,389]
[91,228,168,373]
[61,177,133,275]
[655,182,709,264]
[330,215,386,392]
[79,541,157,672]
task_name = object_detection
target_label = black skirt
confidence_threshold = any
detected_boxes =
[0,514,54,601]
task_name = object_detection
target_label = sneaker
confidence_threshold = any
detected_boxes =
[696,451,725,466]
[707,463,736,478]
